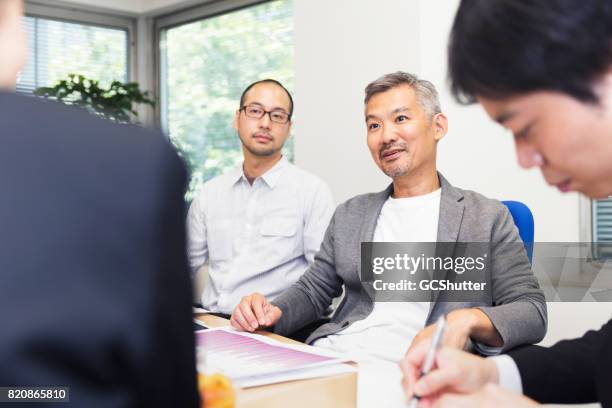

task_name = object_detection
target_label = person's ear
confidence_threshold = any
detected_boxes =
[433,113,448,141]
[232,109,240,132]
[597,69,612,112]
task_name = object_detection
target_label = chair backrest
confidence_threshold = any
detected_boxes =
[501,200,534,263]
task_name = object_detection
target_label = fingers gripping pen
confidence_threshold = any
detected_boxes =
[408,315,447,408]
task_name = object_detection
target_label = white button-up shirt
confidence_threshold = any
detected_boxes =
[187,157,335,314]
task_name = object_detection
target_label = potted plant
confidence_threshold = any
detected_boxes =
[34,74,155,124]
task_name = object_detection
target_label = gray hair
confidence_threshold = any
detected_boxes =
[364,71,442,119]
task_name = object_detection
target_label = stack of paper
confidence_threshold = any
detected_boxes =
[196,327,356,388]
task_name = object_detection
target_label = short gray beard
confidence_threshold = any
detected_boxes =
[379,142,410,178]
[383,164,409,178]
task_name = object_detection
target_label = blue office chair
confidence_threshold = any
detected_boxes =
[501,200,534,263]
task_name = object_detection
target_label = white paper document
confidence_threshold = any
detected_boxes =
[196,327,355,388]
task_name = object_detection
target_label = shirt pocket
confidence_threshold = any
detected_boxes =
[260,217,298,237]
[259,217,299,266]
[207,219,234,262]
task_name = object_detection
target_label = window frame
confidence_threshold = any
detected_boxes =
[591,198,612,260]
[23,2,137,86]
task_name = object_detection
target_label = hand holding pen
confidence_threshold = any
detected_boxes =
[407,315,447,408]
[400,316,504,407]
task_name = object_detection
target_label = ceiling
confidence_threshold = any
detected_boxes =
[29,0,211,16]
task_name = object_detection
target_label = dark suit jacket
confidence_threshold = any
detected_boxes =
[509,318,612,407]
[0,92,198,407]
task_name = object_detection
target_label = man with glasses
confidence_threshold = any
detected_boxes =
[187,79,334,320]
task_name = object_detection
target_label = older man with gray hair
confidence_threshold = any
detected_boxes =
[231,72,546,390]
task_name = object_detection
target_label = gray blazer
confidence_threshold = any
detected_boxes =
[272,174,547,351]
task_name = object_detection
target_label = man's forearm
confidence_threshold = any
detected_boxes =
[271,284,320,336]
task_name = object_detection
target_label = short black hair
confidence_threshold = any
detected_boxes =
[448,0,612,104]
[239,79,294,118]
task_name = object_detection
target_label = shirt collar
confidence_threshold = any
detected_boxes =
[232,156,289,189]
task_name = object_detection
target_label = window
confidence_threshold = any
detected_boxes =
[158,0,294,198]
[17,14,129,94]
[592,198,612,259]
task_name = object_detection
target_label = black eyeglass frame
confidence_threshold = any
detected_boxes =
[240,105,292,124]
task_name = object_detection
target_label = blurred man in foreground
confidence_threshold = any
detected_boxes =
[0,0,198,406]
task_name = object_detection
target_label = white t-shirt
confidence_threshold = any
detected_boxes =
[314,188,441,364]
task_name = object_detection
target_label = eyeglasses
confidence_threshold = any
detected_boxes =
[240,105,291,124]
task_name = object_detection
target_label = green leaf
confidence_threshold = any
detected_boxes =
[34,73,156,124]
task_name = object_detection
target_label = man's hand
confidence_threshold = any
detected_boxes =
[407,309,476,354]
[429,383,540,408]
[400,339,499,403]
[407,309,502,355]
[230,293,282,332]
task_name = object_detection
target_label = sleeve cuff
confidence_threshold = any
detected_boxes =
[490,354,523,393]
[473,341,503,356]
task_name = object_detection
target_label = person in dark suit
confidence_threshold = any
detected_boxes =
[0,1,198,406]
[400,0,612,407]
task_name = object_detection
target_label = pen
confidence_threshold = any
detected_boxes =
[408,315,447,408]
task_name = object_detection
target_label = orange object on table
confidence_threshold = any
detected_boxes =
[198,373,236,408]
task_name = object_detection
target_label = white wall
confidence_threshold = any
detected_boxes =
[294,0,420,203]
